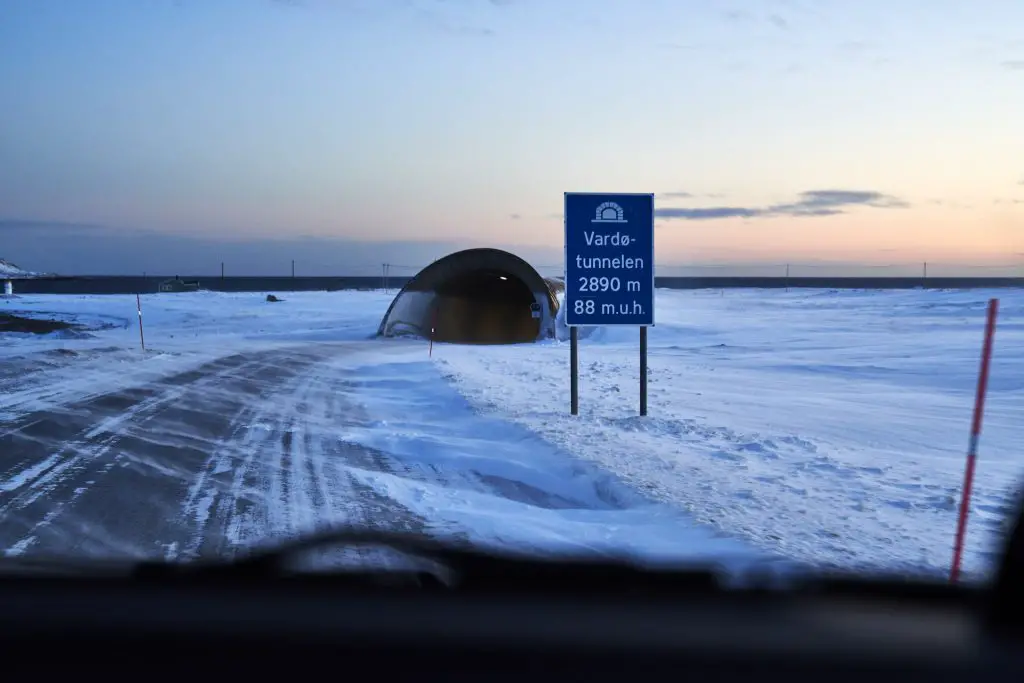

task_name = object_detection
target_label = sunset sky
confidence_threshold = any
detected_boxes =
[2,0,1023,276]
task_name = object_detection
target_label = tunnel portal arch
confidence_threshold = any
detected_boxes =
[377,248,563,344]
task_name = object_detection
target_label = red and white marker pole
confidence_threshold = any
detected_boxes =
[950,298,998,583]
[136,293,146,352]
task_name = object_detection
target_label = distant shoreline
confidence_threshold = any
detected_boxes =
[4,275,1023,295]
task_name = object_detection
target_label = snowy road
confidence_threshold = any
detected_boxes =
[1,338,768,570]
[0,343,427,559]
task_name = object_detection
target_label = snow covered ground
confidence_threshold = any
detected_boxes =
[1,290,395,418]
[440,288,1024,579]
[2,287,1022,580]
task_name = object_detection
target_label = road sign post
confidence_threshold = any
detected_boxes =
[640,326,648,416]
[564,192,655,416]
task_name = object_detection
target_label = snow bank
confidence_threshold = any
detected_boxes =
[437,287,1024,579]
[331,349,780,570]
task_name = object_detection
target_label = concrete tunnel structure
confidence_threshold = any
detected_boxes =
[377,248,564,344]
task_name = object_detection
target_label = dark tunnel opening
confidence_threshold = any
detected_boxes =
[377,248,562,345]
[432,269,539,344]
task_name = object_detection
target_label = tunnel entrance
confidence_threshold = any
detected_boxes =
[432,269,538,344]
[377,248,562,345]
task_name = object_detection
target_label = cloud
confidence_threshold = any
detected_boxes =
[654,189,909,221]
[774,0,820,17]
[0,219,565,276]
[1002,60,1024,70]
[0,219,107,232]
[268,0,501,35]
[660,191,729,200]
[656,207,762,220]
[834,40,885,63]
[927,198,976,209]
[657,42,713,51]
[722,9,790,30]
[449,25,496,36]
[838,40,871,52]
[776,189,908,214]
[509,213,521,220]
[407,2,499,37]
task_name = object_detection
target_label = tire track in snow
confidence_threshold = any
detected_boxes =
[0,347,233,424]
[0,348,330,557]
[0,359,256,514]
[182,400,284,559]
[183,352,428,564]
[189,372,315,557]
[0,357,273,556]
[0,352,261,488]
[175,348,335,558]
[297,370,429,566]
[4,340,662,565]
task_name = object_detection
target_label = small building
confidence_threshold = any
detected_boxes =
[158,276,201,293]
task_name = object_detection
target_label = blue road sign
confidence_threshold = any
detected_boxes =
[564,192,655,327]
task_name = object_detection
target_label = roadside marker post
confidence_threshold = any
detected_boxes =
[564,192,656,416]
[136,293,146,352]
[428,307,437,358]
[950,298,998,583]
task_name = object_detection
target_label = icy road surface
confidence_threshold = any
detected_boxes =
[0,332,770,571]
[1,343,427,560]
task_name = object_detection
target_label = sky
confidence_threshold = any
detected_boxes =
[1,0,1023,276]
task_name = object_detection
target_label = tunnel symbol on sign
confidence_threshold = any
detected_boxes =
[591,201,627,224]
